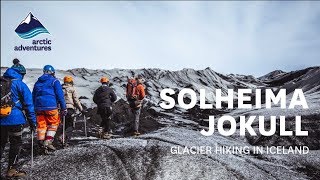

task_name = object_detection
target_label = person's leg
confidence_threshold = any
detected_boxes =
[45,109,60,150]
[6,125,26,177]
[99,107,111,139]
[101,108,108,133]
[134,108,141,133]
[45,109,60,141]
[99,119,105,133]
[37,112,47,141]
[96,107,104,138]
[131,108,135,132]
[98,107,105,129]
[104,107,112,133]
[8,125,23,168]
[97,115,104,138]
[65,108,75,141]
[0,126,9,160]
[36,112,49,153]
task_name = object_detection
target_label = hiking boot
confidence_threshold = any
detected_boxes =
[102,132,111,139]
[38,141,47,155]
[41,148,49,155]
[58,135,68,147]
[97,128,104,138]
[98,132,104,139]
[133,131,140,136]
[44,140,56,151]
[58,135,63,144]
[6,167,26,178]
[107,132,112,136]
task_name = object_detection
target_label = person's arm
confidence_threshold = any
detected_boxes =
[20,82,37,125]
[72,88,83,111]
[93,87,100,104]
[32,83,37,106]
[110,89,117,103]
[138,85,146,100]
[53,79,67,110]
[125,84,129,98]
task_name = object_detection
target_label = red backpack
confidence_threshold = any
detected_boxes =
[126,78,137,100]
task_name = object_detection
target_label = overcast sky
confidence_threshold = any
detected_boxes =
[1,1,320,76]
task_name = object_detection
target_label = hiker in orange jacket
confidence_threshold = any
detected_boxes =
[126,74,146,136]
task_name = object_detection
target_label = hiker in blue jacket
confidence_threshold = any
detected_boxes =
[0,66,36,178]
[32,65,67,152]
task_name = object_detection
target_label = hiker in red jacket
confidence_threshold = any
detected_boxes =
[126,74,146,136]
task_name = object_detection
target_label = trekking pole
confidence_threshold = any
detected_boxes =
[73,116,76,128]
[62,116,66,145]
[84,115,87,137]
[31,130,34,168]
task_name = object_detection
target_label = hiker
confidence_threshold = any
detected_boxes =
[126,74,146,136]
[0,65,36,178]
[58,75,85,146]
[32,65,67,152]
[93,77,117,139]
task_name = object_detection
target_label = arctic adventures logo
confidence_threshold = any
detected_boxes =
[14,12,52,51]
[15,12,49,39]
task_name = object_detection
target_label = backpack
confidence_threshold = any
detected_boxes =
[126,78,137,100]
[97,85,111,100]
[0,76,13,117]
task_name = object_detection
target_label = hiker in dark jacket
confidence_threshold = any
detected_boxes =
[0,66,36,178]
[93,77,117,139]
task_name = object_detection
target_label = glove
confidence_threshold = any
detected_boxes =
[61,109,68,116]
[29,123,36,133]
[135,100,143,108]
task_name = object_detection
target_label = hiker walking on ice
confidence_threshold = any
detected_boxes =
[126,74,146,136]
[93,77,117,139]
[32,65,67,153]
[0,63,36,178]
[57,75,86,146]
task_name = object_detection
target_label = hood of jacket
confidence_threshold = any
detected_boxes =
[38,74,54,82]
[3,68,23,80]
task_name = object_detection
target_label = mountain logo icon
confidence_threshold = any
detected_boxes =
[15,12,50,39]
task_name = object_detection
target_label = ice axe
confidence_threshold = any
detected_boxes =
[31,130,34,168]
[27,129,34,179]
[84,115,87,137]
[62,116,66,146]
[24,114,34,172]
[72,112,82,128]
[73,116,76,128]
